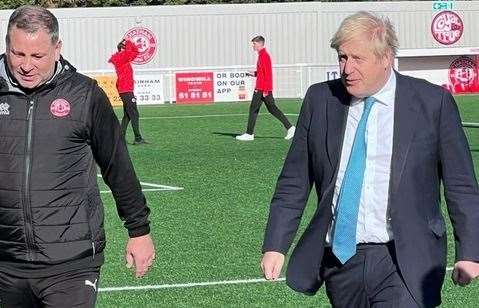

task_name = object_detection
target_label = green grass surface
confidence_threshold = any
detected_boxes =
[96,96,479,307]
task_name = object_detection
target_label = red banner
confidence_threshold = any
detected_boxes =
[175,72,214,104]
[443,56,479,94]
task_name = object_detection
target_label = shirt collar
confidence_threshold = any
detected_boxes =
[351,69,396,106]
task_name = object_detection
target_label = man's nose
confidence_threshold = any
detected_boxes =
[342,59,354,76]
[20,58,34,73]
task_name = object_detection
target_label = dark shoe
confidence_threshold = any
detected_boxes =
[132,139,149,145]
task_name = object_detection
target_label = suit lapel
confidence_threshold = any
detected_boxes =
[326,82,350,170]
[390,73,420,194]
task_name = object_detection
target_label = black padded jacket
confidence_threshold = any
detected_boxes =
[0,56,150,276]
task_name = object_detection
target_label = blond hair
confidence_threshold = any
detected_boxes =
[330,11,398,59]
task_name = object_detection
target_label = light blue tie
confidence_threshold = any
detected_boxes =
[332,96,375,264]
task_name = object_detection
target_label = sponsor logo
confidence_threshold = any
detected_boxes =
[50,98,71,117]
[85,279,98,292]
[431,11,464,45]
[0,102,10,115]
[124,27,157,65]
[446,56,479,94]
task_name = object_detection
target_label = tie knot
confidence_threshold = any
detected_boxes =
[363,96,375,112]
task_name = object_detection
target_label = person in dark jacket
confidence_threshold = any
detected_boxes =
[236,35,295,141]
[0,6,155,307]
[109,38,147,145]
[261,11,479,308]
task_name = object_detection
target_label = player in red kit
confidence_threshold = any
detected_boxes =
[236,36,295,141]
[109,39,147,145]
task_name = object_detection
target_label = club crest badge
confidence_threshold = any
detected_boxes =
[50,98,71,117]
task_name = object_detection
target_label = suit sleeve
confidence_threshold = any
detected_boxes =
[439,90,479,262]
[88,83,150,238]
[262,87,314,254]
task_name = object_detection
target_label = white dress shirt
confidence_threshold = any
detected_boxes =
[327,70,396,244]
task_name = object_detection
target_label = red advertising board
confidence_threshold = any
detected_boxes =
[443,56,479,94]
[175,72,214,104]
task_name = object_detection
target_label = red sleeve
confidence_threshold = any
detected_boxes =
[124,40,140,62]
[108,40,139,66]
[256,51,273,92]
[263,53,273,92]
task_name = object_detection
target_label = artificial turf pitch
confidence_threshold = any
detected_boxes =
[96,97,479,307]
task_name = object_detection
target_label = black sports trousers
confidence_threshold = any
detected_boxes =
[246,90,292,135]
[119,92,143,141]
[0,266,101,308]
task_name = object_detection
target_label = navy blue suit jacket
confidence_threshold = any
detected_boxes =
[262,72,479,307]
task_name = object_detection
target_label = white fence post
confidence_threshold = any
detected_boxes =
[168,70,174,104]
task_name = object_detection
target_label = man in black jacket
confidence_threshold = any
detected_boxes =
[0,6,155,307]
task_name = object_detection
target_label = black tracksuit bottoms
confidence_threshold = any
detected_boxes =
[0,267,101,308]
[120,92,143,141]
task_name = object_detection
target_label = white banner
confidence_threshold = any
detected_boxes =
[214,71,254,102]
[134,74,164,105]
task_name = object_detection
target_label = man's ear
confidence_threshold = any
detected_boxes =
[54,40,62,62]
[386,50,395,68]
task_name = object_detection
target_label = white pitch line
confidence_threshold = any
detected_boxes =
[99,267,455,292]
[97,174,184,192]
[100,188,182,194]
[139,181,184,190]
[98,277,286,293]
[140,113,299,120]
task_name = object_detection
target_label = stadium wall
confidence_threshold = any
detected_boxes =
[0,1,477,101]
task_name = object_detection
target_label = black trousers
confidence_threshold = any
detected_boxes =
[0,266,101,308]
[120,92,143,141]
[246,90,292,135]
[321,243,419,308]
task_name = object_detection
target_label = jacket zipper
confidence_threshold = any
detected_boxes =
[23,99,35,261]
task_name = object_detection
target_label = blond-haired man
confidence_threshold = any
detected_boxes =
[261,11,479,307]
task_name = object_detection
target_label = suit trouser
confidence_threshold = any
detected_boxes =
[321,242,419,308]
[0,266,100,308]
[246,90,292,135]
[120,92,143,141]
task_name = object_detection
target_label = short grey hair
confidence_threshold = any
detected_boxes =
[6,5,59,45]
[330,11,399,58]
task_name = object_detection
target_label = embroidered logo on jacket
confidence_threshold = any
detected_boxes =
[50,98,71,117]
[0,102,10,115]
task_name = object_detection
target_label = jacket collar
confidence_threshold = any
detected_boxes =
[325,71,419,193]
[0,55,75,95]
[389,72,420,194]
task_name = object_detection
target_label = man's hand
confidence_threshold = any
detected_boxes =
[261,251,285,280]
[125,234,155,278]
[452,261,479,286]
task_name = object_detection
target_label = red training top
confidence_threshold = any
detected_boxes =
[255,48,273,93]
[108,40,139,93]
